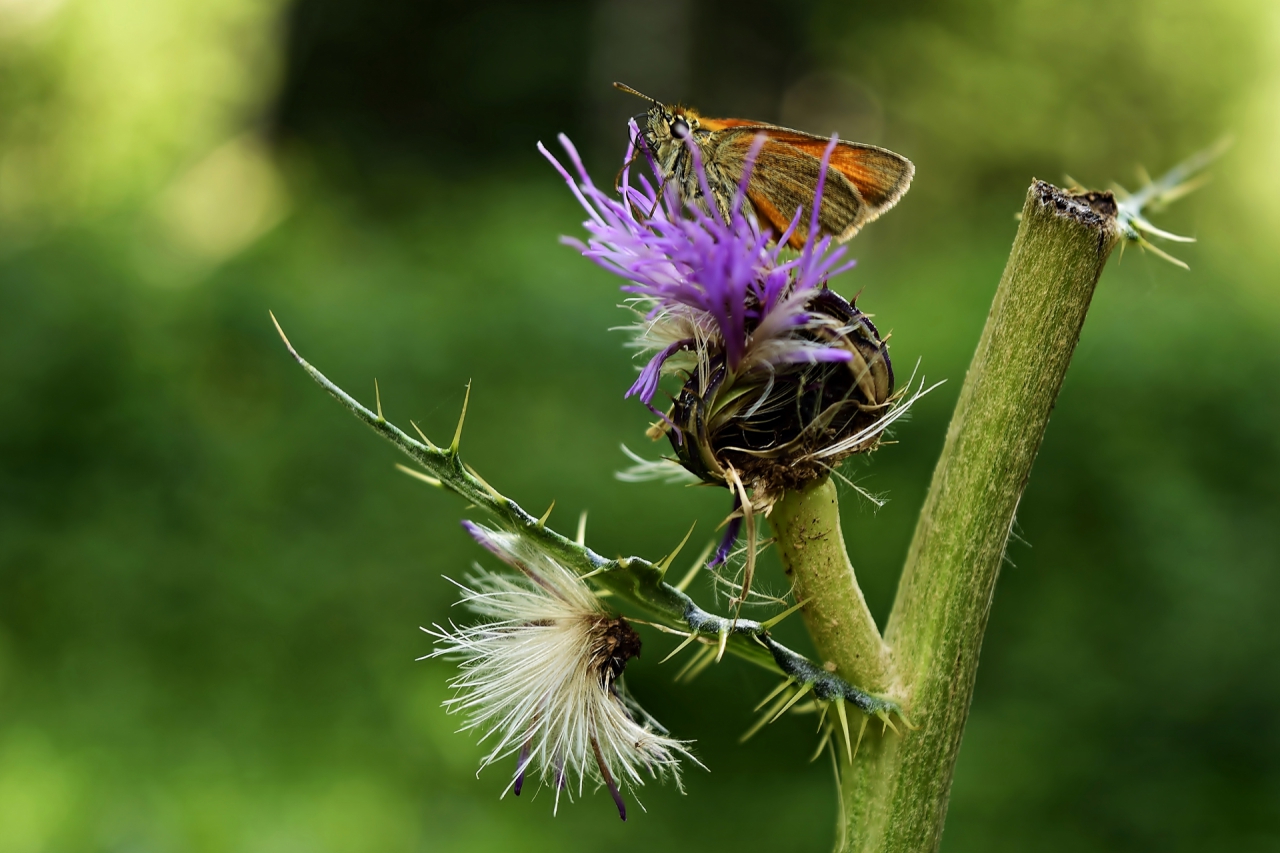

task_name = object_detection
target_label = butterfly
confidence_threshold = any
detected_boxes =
[616,82,914,250]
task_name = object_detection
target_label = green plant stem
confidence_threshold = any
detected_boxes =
[271,315,908,724]
[772,479,894,694]
[785,182,1119,852]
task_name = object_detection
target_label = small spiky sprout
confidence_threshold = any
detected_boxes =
[424,521,696,820]
[1070,137,1231,269]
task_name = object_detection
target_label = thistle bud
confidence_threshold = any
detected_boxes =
[668,287,894,501]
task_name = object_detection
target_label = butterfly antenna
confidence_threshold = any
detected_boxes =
[613,82,662,107]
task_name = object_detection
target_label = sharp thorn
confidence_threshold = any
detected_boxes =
[659,632,700,664]
[769,682,814,724]
[875,708,901,737]
[268,311,298,357]
[625,618,689,636]
[412,417,432,445]
[463,464,503,500]
[394,463,442,488]
[409,420,441,452]
[835,698,853,765]
[761,597,811,630]
[450,381,472,454]
[740,684,796,743]
[809,724,833,763]
[753,678,795,712]
[1136,235,1190,269]
[656,521,697,574]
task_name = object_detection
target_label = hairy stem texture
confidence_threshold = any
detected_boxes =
[799,182,1118,853]
[773,479,895,694]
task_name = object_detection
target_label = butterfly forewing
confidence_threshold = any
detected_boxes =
[700,120,913,242]
[712,131,867,247]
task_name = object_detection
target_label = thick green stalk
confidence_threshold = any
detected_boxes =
[784,182,1119,852]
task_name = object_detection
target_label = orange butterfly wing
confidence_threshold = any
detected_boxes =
[699,119,914,216]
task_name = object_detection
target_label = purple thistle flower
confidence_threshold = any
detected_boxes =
[538,126,858,407]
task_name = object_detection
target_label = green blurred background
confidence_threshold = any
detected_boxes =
[1,0,1277,850]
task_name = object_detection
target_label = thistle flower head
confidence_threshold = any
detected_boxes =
[540,128,915,507]
[425,520,695,820]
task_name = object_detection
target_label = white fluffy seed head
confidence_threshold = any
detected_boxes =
[423,522,696,818]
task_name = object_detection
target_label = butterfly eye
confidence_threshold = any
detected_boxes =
[670,117,690,139]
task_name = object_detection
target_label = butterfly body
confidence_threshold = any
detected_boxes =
[618,83,914,249]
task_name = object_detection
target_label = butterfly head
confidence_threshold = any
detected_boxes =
[614,82,702,160]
